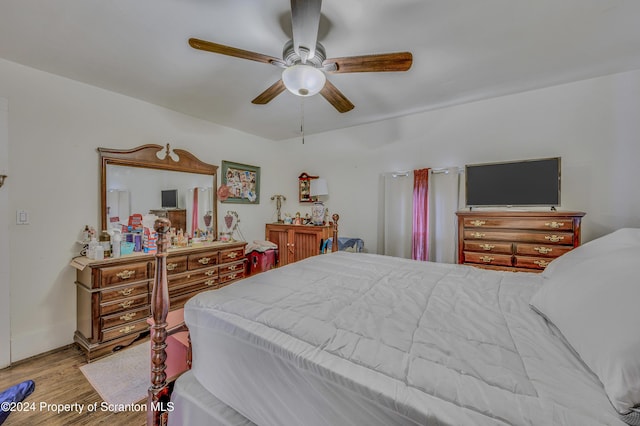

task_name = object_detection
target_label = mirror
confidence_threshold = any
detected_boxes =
[99,144,218,238]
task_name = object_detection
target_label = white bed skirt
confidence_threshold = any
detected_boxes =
[169,370,255,426]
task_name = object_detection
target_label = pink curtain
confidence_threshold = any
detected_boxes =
[191,187,199,236]
[412,168,430,261]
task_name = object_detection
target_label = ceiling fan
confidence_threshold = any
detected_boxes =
[188,0,412,113]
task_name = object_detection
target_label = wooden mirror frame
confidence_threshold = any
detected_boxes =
[98,144,218,237]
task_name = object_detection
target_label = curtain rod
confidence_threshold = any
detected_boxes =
[430,168,449,175]
[389,167,464,177]
[430,167,465,175]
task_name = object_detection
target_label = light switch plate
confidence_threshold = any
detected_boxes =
[16,210,29,225]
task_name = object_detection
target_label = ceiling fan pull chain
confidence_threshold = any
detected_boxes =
[301,98,305,144]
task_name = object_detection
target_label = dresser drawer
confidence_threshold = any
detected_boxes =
[170,291,201,311]
[100,318,149,342]
[100,293,149,316]
[515,243,573,258]
[464,217,575,231]
[220,248,245,263]
[514,256,553,270]
[99,262,149,287]
[463,229,574,245]
[522,231,575,245]
[166,255,188,274]
[168,266,218,288]
[101,306,150,330]
[463,252,513,267]
[188,251,219,269]
[169,279,218,298]
[219,268,245,284]
[463,241,512,254]
[100,281,149,303]
[219,260,245,275]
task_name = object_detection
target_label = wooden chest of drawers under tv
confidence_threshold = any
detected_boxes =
[73,241,246,361]
[456,210,585,272]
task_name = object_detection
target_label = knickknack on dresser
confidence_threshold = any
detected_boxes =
[71,144,247,361]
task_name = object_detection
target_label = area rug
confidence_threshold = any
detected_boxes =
[80,342,149,407]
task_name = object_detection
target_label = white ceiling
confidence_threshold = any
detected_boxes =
[1,0,640,141]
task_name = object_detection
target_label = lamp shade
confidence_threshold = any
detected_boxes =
[282,65,326,97]
[310,178,329,196]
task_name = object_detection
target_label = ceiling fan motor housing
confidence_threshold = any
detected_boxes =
[283,39,326,68]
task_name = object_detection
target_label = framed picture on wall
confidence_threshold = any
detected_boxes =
[221,161,260,204]
[298,172,318,202]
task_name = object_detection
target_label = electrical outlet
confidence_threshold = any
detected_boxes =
[16,210,29,225]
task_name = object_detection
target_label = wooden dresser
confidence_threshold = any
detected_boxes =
[456,210,585,272]
[72,241,246,361]
[148,209,187,233]
[265,223,331,266]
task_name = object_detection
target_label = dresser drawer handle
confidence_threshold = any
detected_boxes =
[534,259,550,268]
[205,270,216,276]
[470,220,486,227]
[479,256,494,263]
[479,244,495,251]
[471,232,486,239]
[167,263,178,271]
[545,221,565,229]
[228,273,237,279]
[226,252,238,259]
[198,257,212,265]
[544,235,564,243]
[119,312,137,321]
[534,246,553,254]
[228,265,238,270]
[118,325,136,334]
[116,270,135,280]
[120,300,134,309]
[119,287,134,296]
[205,279,216,286]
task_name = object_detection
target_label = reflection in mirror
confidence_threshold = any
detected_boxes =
[105,165,213,235]
[99,144,218,238]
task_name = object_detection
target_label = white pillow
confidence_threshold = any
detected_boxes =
[530,243,640,417]
[542,228,640,278]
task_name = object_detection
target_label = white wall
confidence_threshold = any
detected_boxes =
[2,56,639,362]
[277,69,640,252]
[0,98,10,368]
[0,58,284,361]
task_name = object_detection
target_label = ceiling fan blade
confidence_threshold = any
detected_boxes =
[251,80,287,105]
[290,0,322,62]
[324,52,412,73]
[320,80,354,113]
[189,38,285,67]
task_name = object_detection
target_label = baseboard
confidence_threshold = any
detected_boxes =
[11,319,75,363]
[4,343,76,368]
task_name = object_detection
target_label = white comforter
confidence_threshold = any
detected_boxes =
[185,252,624,425]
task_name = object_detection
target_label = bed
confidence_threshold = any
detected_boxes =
[148,219,640,426]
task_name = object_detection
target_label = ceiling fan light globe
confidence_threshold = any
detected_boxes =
[282,65,326,97]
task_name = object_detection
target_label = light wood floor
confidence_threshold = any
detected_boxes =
[0,344,145,425]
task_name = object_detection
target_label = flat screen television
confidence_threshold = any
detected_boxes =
[161,189,178,209]
[465,157,561,207]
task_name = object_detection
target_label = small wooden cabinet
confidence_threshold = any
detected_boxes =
[265,223,331,266]
[456,210,585,272]
[72,241,246,361]
[149,209,187,233]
